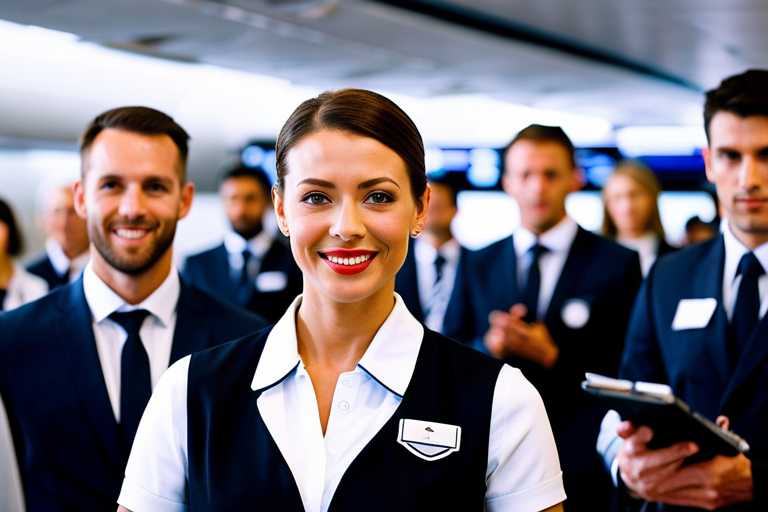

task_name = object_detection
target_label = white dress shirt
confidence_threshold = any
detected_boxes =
[118,295,566,512]
[2,262,48,311]
[414,237,461,333]
[721,221,768,321]
[513,216,579,318]
[83,262,180,421]
[45,238,89,283]
[223,229,273,282]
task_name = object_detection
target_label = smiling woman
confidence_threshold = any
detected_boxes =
[117,89,566,512]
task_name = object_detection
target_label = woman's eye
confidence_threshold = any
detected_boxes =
[303,193,329,205]
[366,192,393,204]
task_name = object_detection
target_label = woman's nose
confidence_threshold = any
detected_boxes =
[329,201,366,240]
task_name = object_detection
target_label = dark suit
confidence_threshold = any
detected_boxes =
[183,242,302,323]
[0,277,267,512]
[444,226,642,511]
[26,255,67,291]
[618,236,768,511]
[395,242,425,320]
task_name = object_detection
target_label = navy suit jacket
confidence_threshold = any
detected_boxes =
[444,227,642,511]
[0,276,267,512]
[183,242,302,323]
[619,236,768,511]
[26,255,67,291]
[395,240,466,323]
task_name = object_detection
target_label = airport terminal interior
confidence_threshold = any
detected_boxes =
[2,1,768,512]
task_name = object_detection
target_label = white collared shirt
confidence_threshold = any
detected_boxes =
[513,216,579,319]
[45,238,89,283]
[118,295,566,512]
[617,231,660,278]
[414,237,461,333]
[721,221,768,321]
[83,262,180,421]
[223,230,273,281]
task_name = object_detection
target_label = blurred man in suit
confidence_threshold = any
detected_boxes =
[183,164,301,323]
[604,69,768,512]
[444,124,642,511]
[0,106,267,512]
[395,176,465,333]
[26,184,90,289]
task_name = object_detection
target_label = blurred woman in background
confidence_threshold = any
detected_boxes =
[0,198,47,311]
[601,160,677,276]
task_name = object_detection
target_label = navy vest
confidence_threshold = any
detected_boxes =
[187,327,505,510]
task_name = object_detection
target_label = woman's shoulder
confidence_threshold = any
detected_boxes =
[189,325,274,379]
[423,328,506,374]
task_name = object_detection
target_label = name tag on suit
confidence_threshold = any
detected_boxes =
[255,271,288,292]
[671,298,718,331]
[397,419,461,461]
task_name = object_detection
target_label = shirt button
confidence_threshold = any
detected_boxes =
[330,441,337,447]
[338,400,350,411]
[342,380,352,388]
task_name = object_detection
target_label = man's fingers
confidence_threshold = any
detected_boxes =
[509,303,528,318]
[488,310,510,327]
[716,415,730,431]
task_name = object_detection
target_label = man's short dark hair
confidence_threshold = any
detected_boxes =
[220,164,272,197]
[704,69,768,143]
[79,106,190,181]
[504,124,576,169]
[427,175,459,206]
[0,198,23,256]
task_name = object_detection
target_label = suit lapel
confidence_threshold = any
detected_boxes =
[500,235,521,308]
[545,227,589,323]
[55,278,124,467]
[212,244,240,301]
[169,279,210,365]
[720,288,768,410]
[690,237,731,390]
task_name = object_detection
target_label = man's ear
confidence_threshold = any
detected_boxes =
[177,182,195,220]
[702,147,714,184]
[73,180,87,220]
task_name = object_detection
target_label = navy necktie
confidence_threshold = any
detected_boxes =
[110,309,152,450]
[434,254,446,284]
[521,244,548,323]
[236,250,254,306]
[730,252,764,368]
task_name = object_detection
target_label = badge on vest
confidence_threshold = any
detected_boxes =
[397,419,461,461]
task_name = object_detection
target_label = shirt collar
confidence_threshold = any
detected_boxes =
[513,215,579,257]
[223,229,273,259]
[251,293,424,397]
[723,221,768,284]
[414,237,460,265]
[45,238,71,276]
[82,262,180,327]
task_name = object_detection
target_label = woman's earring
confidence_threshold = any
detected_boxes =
[411,229,421,238]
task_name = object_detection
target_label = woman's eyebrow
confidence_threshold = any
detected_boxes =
[358,177,400,189]
[297,178,335,188]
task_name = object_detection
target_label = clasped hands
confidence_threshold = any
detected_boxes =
[484,304,559,368]
[617,417,753,510]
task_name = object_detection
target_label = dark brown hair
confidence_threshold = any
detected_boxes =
[0,198,23,256]
[79,106,191,181]
[601,159,666,239]
[504,124,576,169]
[275,89,427,201]
[704,69,768,143]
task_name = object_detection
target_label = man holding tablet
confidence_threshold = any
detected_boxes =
[608,70,768,510]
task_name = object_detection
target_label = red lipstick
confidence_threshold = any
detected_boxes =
[320,249,377,276]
